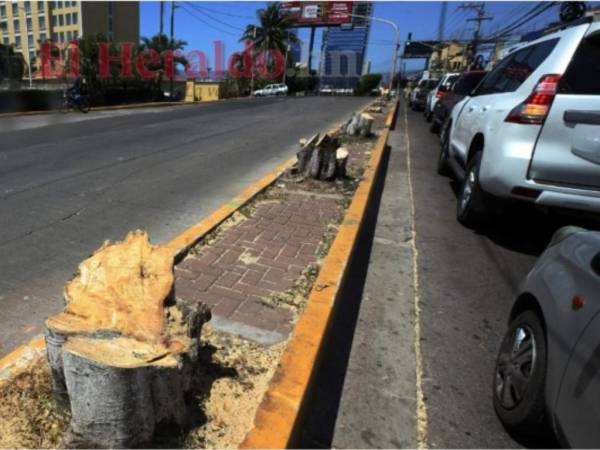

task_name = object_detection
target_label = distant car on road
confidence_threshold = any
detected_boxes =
[319,85,334,95]
[409,78,438,111]
[253,83,288,97]
[424,72,459,121]
[494,226,600,448]
[440,20,600,226]
[430,70,488,134]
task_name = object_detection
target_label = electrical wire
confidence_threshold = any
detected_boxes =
[179,4,240,37]
[184,2,245,32]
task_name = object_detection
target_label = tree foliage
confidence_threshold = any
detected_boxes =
[355,73,383,95]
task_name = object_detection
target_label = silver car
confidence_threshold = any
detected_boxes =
[494,227,600,447]
[439,20,600,227]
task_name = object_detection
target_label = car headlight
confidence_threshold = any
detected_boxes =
[548,226,586,247]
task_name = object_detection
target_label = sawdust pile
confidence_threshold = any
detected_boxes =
[0,359,70,448]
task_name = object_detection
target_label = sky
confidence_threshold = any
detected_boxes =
[139,1,574,75]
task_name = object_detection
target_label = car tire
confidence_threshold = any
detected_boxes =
[456,152,489,227]
[437,128,451,176]
[429,119,440,134]
[493,310,550,439]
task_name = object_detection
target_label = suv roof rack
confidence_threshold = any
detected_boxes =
[543,16,593,36]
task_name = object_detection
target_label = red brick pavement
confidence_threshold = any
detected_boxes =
[174,193,343,344]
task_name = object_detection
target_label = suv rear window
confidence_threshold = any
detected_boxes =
[560,32,600,95]
[476,38,558,95]
[453,72,487,95]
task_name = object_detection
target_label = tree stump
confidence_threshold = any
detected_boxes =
[345,112,374,137]
[289,133,349,182]
[45,230,211,448]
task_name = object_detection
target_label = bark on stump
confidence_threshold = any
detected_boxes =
[45,230,211,448]
[345,112,374,137]
[289,133,349,181]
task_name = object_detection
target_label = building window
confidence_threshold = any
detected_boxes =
[72,12,77,24]
[12,3,18,16]
[29,50,36,63]
[52,32,58,41]
[52,15,56,26]
[26,17,32,31]
[13,18,19,32]
[39,32,46,42]
[66,30,71,41]
[15,35,21,48]
[72,30,77,40]
[66,13,70,25]
[38,15,45,30]
[37,1,44,12]
[59,31,64,41]
[57,1,63,8]
[58,14,63,26]
[24,1,31,15]
[0,5,6,19]
[27,33,33,47]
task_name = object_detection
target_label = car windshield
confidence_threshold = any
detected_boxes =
[427,79,439,88]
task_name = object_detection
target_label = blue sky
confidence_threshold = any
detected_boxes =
[139,1,571,74]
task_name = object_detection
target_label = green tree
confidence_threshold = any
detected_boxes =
[138,33,188,96]
[240,3,299,78]
[0,43,25,84]
[355,73,383,96]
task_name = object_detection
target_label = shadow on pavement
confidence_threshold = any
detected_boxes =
[292,145,391,449]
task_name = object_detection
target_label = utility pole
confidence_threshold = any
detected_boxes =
[159,1,164,36]
[169,1,177,98]
[307,26,316,73]
[459,2,492,69]
[250,26,256,95]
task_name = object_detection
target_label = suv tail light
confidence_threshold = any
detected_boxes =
[436,90,445,99]
[505,74,561,125]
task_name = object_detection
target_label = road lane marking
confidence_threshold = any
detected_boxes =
[404,102,429,449]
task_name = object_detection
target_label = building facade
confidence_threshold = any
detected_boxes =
[318,1,372,90]
[0,1,139,73]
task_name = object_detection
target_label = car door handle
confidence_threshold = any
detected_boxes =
[564,110,600,125]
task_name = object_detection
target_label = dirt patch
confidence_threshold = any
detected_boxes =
[183,327,287,449]
[0,359,70,449]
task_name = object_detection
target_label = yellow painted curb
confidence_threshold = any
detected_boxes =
[0,336,46,388]
[240,101,398,449]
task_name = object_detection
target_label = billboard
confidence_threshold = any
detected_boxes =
[280,2,353,27]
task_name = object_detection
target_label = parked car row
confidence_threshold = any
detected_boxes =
[253,83,289,97]
[414,19,600,448]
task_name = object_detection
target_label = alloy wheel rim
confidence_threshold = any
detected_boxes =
[495,325,537,409]
[459,167,476,212]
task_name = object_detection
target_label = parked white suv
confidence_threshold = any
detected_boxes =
[253,83,288,97]
[439,20,600,226]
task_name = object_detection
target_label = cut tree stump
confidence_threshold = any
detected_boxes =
[345,112,374,137]
[45,230,211,448]
[288,132,349,182]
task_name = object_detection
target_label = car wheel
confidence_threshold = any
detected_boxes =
[429,119,440,134]
[437,128,451,176]
[456,152,489,227]
[493,310,550,438]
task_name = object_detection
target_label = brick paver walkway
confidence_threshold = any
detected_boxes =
[174,193,343,344]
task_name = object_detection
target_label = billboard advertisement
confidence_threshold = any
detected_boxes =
[280,2,354,27]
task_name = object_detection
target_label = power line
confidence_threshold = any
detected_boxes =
[184,2,245,32]
[183,3,255,20]
[179,4,240,37]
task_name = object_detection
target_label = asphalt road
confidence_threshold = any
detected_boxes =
[0,96,369,357]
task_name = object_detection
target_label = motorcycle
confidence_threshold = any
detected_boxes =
[60,90,91,114]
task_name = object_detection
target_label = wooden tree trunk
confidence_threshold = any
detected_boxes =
[289,133,349,182]
[45,231,211,448]
[345,112,374,137]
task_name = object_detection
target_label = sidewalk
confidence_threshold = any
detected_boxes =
[296,112,419,448]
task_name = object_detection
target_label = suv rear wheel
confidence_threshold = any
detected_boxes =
[457,152,489,226]
[437,124,451,176]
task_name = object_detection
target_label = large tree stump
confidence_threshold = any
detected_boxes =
[345,112,374,137]
[45,230,211,448]
[289,133,349,182]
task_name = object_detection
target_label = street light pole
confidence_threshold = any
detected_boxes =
[352,14,400,95]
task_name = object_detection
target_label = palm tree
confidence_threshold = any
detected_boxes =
[138,33,188,97]
[240,3,299,71]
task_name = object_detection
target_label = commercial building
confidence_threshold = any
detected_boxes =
[318,1,372,89]
[0,1,139,73]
